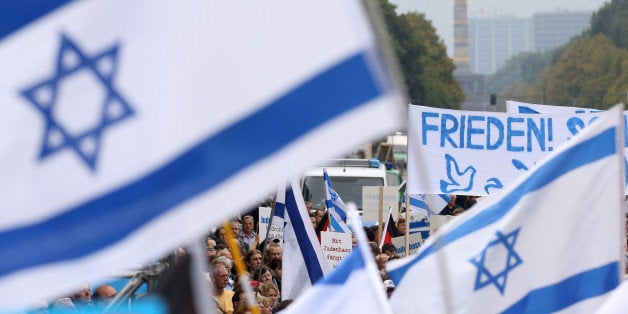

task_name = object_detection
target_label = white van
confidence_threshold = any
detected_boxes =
[301,159,389,212]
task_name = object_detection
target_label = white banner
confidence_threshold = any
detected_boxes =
[407,105,601,195]
[507,100,628,194]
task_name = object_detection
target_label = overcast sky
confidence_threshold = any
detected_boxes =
[391,0,610,56]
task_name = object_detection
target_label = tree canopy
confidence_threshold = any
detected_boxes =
[488,0,627,109]
[378,0,464,109]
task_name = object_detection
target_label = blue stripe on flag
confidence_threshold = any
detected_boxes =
[0,51,383,277]
[388,127,616,283]
[438,194,451,203]
[502,262,620,313]
[285,187,325,284]
[409,197,429,210]
[0,0,75,42]
[274,202,285,219]
[321,248,363,285]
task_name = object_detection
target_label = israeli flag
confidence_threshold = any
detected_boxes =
[387,105,626,313]
[284,205,393,314]
[324,169,351,233]
[0,0,404,309]
[282,179,331,300]
[269,186,286,242]
[404,194,450,218]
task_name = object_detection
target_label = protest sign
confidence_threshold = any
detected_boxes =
[258,206,283,245]
[391,233,422,257]
[429,215,456,236]
[320,231,353,268]
[362,186,399,222]
[407,105,584,195]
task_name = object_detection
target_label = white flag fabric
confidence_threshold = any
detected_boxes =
[0,0,404,309]
[281,179,331,300]
[324,169,351,233]
[404,194,450,218]
[284,205,393,314]
[387,105,625,313]
[596,278,628,314]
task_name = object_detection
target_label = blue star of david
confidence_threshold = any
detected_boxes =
[469,228,523,295]
[20,33,134,171]
[330,190,339,201]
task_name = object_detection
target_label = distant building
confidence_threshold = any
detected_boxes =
[468,17,533,75]
[533,11,592,53]
[467,10,592,75]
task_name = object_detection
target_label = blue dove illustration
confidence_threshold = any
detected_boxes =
[511,159,529,171]
[440,154,476,193]
[484,178,503,194]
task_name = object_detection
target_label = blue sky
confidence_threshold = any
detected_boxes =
[391,0,610,56]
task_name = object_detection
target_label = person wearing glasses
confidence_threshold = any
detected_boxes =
[205,237,217,257]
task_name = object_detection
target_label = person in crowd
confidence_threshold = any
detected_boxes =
[268,259,282,292]
[364,226,375,242]
[257,295,273,314]
[439,194,461,216]
[93,284,117,309]
[368,225,382,244]
[230,220,250,252]
[206,237,218,257]
[453,207,465,216]
[309,212,317,229]
[257,282,280,308]
[240,215,259,250]
[214,226,228,245]
[212,255,235,291]
[70,283,94,309]
[215,244,233,260]
[245,249,264,276]
[231,282,250,314]
[369,241,381,257]
[381,243,398,258]
[212,263,234,314]
[264,242,282,267]
[314,208,326,226]
[396,217,407,235]
[253,265,274,285]
[464,195,479,209]
[375,253,390,271]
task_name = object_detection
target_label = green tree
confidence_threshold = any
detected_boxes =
[588,0,628,49]
[542,34,627,108]
[378,0,464,108]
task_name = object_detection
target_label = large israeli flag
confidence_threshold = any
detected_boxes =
[282,179,331,300]
[284,205,393,314]
[387,105,625,313]
[0,0,404,309]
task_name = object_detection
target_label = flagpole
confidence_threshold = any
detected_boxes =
[379,207,393,249]
[223,222,260,314]
[258,199,277,280]
[404,194,409,256]
[378,187,384,245]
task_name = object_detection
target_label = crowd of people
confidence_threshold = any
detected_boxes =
[30,193,481,313]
